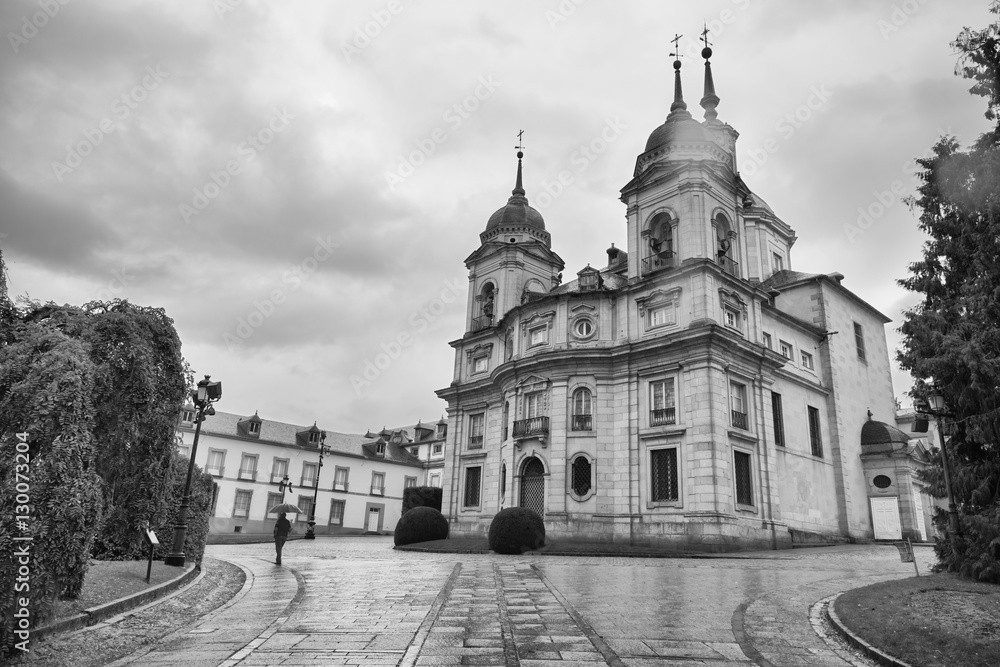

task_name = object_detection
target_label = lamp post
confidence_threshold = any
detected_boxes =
[277,474,294,502]
[165,375,222,567]
[926,390,961,536]
[305,430,329,540]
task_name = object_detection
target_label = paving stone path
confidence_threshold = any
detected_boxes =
[109,537,936,666]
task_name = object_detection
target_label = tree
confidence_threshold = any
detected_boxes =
[897,4,1000,582]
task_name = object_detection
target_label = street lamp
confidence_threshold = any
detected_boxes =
[277,474,294,502]
[925,390,961,535]
[305,430,329,540]
[165,375,222,567]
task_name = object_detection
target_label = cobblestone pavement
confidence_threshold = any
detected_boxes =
[111,538,937,666]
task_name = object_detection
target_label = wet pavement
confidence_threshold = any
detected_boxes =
[109,537,937,666]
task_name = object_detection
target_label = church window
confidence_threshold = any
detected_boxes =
[734,450,754,507]
[649,378,676,426]
[502,400,510,440]
[570,455,593,499]
[779,340,793,359]
[771,392,785,447]
[473,356,488,374]
[873,475,892,489]
[573,318,594,339]
[650,448,679,503]
[648,304,675,329]
[854,322,867,363]
[468,413,484,449]
[528,325,548,347]
[801,351,814,371]
[808,406,823,457]
[644,212,676,275]
[724,306,741,330]
[571,388,593,431]
[500,462,507,501]
[525,392,542,419]
[772,252,784,272]
[463,466,482,508]
[730,382,748,430]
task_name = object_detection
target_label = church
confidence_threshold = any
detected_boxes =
[435,42,930,551]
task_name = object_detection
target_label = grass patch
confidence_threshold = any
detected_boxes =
[49,560,188,621]
[834,573,1000,667]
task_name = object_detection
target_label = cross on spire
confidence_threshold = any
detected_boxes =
[515,129,524,153]
[700,22,712,50]
[669,33,683,60]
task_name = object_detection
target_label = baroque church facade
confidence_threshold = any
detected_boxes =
[435,46,920,551]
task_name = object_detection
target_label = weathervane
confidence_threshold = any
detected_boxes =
[670,33,683,60]
[700,22,712,50]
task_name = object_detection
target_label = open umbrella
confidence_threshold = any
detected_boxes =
[268,502,304,515]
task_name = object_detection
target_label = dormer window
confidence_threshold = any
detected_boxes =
[376,441,386,457]
[249,421,260,435]
[308,431,319,444]
[577,265,601,291]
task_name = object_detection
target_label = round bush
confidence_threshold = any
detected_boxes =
[488,507,545,554]
[393,506,449,546]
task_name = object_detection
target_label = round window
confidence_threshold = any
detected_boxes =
[574,318,594,338]
[873,474,892,489]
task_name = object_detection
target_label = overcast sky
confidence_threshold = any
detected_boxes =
[1,0,994,433]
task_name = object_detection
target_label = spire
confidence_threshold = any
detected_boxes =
[513,129,525,196]
[699,22,720,121]
[669,33,687,114]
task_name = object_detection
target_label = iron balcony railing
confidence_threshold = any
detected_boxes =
[718,254,739,277]
[238,468,257,481]
[468,435,484,449]
[571,414,593,431]
[470,315,494,332]
[650,407,676,427]
[732,410,748,430]
[512,416,550,438]
[642,250,676,275]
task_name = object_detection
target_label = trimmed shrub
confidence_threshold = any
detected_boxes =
[488,507,545,554]
[394,506,449,546]
[401,486,443,514]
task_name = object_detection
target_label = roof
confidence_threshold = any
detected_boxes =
[760,270,891,323]
[190,411,421,466]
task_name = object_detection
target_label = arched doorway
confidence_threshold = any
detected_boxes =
[520,457,545,518]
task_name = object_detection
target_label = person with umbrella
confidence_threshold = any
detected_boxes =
[273,511,291,565]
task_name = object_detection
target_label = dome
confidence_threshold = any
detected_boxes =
[861,419,912,454]
[486,193,545,232]
[644,114,714,153]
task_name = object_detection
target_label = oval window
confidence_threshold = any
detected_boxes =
[574,318,594,338]
[873,474,892,489]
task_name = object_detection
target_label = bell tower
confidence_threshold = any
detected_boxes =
[464,140,564,333]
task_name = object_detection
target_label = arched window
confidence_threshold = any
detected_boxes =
[474,283,496,331]
[645,212,676,274]
[570,455,593,499]
[502,400,510,441]
[571,388,593,431]
[714,213,738,277]
[500,462,507,501]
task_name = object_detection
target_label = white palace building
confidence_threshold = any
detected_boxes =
[435,46,935,550]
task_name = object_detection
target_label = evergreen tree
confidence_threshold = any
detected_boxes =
[897,3,1000,582]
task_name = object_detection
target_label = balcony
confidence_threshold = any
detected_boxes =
[718,254,739,278]
[642,251,676,275]
[238,468,257,481]
[513,416,549,439]
[206,466,224,477]
[468,435,484,449]
[731,410,748,430]
[470,315,494,332]
[650,407,676,427]
[571,414,593,431]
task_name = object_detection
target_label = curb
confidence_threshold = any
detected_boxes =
[825,592,914,667]
[34,562,201,640]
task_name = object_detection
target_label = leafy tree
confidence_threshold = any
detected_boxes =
[897,4,1000,582]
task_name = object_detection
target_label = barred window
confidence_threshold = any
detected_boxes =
[650,448,678,502]
[570,456,592,498]
[464,466,482,507]
[734,451,753,506]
